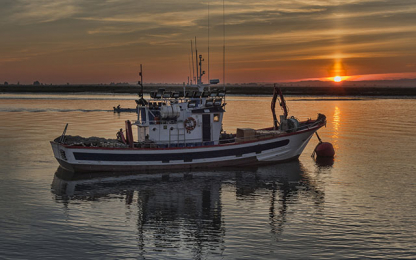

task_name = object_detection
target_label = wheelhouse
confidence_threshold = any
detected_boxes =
[135,88,226,148]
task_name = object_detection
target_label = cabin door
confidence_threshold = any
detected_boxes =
[202,114,211,142]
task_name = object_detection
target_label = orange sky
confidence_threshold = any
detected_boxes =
[1,0,416,84]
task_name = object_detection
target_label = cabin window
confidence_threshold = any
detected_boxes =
[214,114,220,122]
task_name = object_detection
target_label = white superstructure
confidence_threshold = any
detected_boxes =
[135,87,225,147]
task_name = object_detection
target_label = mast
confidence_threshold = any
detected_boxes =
[199,54,205,84]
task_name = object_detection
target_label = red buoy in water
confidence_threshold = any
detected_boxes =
[315,142,335,158]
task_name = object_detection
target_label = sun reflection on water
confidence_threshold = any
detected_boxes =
[332,106,341,150]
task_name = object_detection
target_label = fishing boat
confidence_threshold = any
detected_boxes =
[113,105,137,113]
[51,56,326,173]
[113,107,137,113]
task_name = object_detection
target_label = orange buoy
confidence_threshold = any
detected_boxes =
[315,142,335,158]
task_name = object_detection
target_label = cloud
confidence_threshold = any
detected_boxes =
[87,26,138,35]
[7,0,81,24]
[1,0,416,83]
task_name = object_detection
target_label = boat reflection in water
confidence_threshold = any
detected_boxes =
[51,162,324,257]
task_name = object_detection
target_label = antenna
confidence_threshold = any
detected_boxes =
[188,53,192,86]
[195,37,198,84]
[208,0,210,88]
[191,40,195,85]
[223,0,226,90]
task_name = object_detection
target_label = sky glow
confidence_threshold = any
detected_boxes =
[1,0,416,84]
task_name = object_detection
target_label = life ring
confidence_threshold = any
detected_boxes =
[184,117,196,131]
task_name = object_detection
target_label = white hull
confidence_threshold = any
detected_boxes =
[51,126,321,173]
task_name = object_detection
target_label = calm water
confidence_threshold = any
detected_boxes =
[0,93,415,259]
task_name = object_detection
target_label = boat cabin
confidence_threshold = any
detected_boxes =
[134,88,226,148]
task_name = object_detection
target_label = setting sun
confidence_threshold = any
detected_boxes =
[334,76,342,82]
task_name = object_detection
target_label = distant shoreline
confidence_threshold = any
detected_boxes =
[1,84,416,96]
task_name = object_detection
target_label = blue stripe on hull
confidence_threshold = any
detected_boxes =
[73,139,290,162]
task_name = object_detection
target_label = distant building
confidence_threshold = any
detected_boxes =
[4,81,8,85]
[33,81,40,86]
